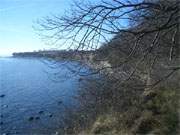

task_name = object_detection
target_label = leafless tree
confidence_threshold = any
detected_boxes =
[37,0,180,88]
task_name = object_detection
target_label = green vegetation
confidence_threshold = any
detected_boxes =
[143,87,179,135]
[73,86,179,135]
[53,69,178,135]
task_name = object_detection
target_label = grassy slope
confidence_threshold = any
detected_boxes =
[79,86,179,135]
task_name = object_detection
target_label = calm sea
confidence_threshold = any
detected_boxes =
[0,57,81,134]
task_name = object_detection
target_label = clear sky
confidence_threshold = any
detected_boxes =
[0,0,72,56]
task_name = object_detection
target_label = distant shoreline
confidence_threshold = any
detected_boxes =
[0,56,12,58]
[12,50,95,60]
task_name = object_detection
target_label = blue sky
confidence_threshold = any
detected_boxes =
[0,0,72,56]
